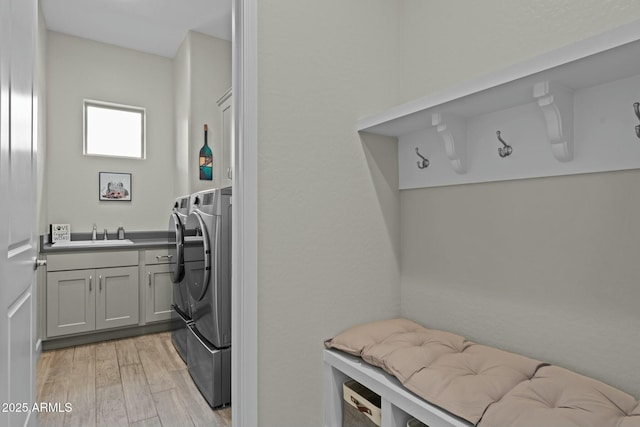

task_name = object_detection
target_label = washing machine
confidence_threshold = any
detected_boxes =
[168,195,192,362]
[183,187,232,408]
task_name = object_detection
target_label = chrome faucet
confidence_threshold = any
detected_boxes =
[103,228,108,240]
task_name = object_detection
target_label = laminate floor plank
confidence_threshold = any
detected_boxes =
[95,340,121,388]
[36,378,69,427]
[115,338,141,367]
[155,333,186,372]
[120,363,157,423]
[95,340,117,361]
[133,334,156,352]
[130,417,163,427]
[44,348,74,383]
[152,388,195,427]
[139,348,176,394]
[96,356,121,389]
[36,332,230,427]
[169,368,231,427]
[73,343,97,361]
[96,384,129,427]
[218,407,232,427]
[36,351,54,399]
[37,348,74,427]
[64,358,96,427]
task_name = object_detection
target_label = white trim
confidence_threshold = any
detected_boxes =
[217,87,233,106]
[83,99,146,160]
[231,0,258,426]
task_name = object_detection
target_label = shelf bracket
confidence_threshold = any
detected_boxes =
[432,112,467,174]
[533,81,574,162]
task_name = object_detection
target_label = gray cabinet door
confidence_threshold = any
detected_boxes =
[46,270,96,337]
[95,266,139,330]
[145,264,173,322]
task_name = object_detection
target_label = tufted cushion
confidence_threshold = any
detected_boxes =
[326,318,640,426]
[324,318,424,360]
[392,343,544,424]
[479,365,640,427]
[622,403,640,427]
[326,319,545,424]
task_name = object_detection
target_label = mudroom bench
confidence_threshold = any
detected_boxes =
[323,318,640,427]
[324,348,471,427]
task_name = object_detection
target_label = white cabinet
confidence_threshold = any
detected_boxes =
[142,249,174,323]
[218,88,233,187]
[46,251,139,338]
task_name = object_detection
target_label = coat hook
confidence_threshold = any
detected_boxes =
[634,103,640,138]
[497,131,513,158]
[415,147,429,169]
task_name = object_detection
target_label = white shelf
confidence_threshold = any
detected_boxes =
[357,19,640,189]
[324,349,471,427]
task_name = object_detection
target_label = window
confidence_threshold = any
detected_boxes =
[83,100,146,159]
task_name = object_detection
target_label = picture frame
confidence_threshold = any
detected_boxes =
[99,172,132,201]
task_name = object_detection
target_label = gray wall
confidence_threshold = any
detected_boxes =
[46,32,175,232]
[256,1,402,425]
[401,173,640,396]
[399,0,640,397]
[255,1,640,424]
[174,33,191,198]
[188,32,231,194]
[174,31,232,196]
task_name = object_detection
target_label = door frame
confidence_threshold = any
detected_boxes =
[231,0,258,426]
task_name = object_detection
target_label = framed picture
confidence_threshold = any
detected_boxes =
[99,172,132,201]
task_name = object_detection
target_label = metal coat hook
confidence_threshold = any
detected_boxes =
[497,131,513,158]
[415,147,429,169]
[634,103,640,138]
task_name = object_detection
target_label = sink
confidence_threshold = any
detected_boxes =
[52,239,134,247]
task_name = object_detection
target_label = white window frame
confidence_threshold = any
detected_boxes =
[83,99,146,159]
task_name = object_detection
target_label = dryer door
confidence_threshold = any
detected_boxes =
[168,212,184,283]
[184,211,210,302]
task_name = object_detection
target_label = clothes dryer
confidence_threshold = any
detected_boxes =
[168,195,192,362]
[184,187,232,408]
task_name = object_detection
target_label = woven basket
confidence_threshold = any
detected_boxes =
[342,380,381,427]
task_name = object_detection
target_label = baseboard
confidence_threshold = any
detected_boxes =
[42,320,177,350]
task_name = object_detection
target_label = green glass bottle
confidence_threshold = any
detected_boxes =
[199,124,213,180]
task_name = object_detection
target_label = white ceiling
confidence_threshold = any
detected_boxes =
[41,0,232,58]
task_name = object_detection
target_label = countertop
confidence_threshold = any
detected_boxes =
[40,231,171,254]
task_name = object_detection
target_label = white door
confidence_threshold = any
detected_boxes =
[0,0,39,426]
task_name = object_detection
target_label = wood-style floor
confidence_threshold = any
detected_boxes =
[36,332,232,427]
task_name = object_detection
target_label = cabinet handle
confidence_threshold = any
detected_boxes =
[89,275,92,292]
[148,271,152,287]
[227,166,232,179]
[155,255,173,261]
[99,275,102,291]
